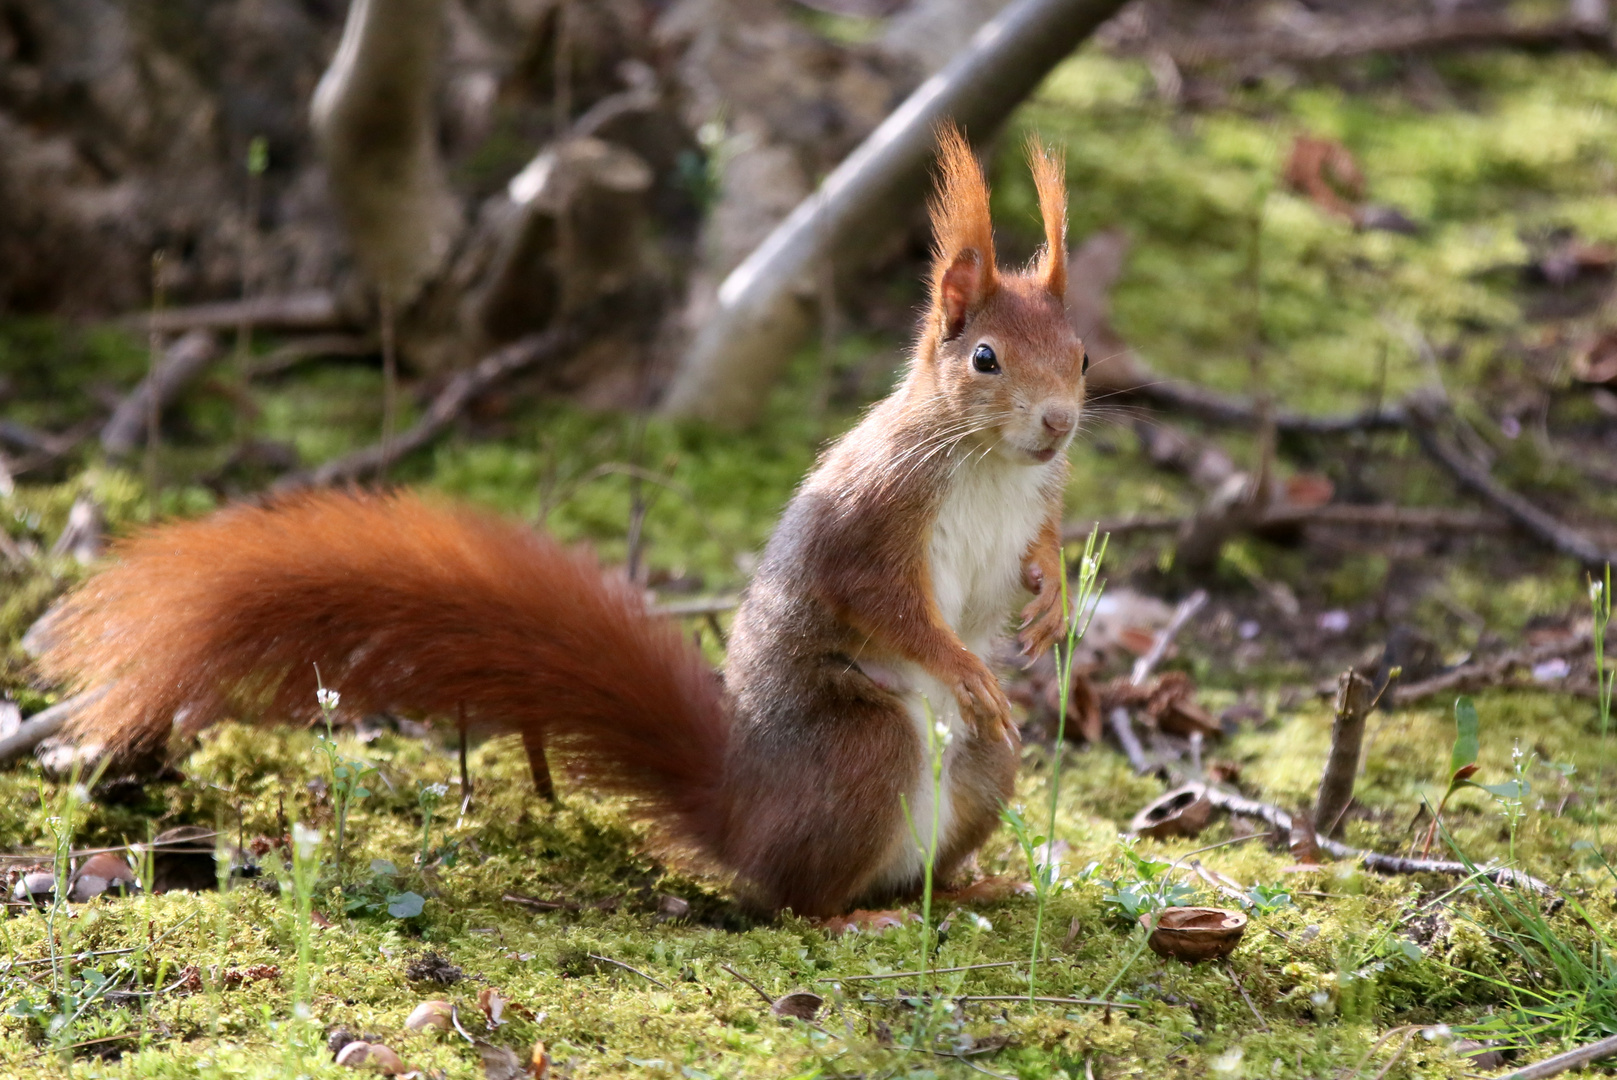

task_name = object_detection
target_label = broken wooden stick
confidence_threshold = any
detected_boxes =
[1313,669,1375,839]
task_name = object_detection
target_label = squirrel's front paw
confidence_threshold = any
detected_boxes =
[1018,586,1068,658]
[951,665,1014,747]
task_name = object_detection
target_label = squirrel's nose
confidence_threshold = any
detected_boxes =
[1041,405,1077,436]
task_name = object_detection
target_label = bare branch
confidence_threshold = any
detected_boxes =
[274,326,579,489]
[662,0,1131,426]
[100,330,221,459]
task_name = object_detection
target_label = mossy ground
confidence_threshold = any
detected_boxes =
[5,44,1617,1079]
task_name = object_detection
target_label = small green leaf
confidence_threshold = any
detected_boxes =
[370,859,397,876]
[353,786,370,798]
[1479,780,1528,798]
[1449,697,1480,782]
[387,891,425,919]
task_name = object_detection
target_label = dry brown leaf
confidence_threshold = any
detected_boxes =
[478,988,508,1028]
[477,1043,528,1080]
[1284,135,1364,220]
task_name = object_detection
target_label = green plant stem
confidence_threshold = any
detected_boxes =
[1028,530,1106,1003]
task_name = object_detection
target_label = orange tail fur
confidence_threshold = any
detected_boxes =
[36,490,729,861]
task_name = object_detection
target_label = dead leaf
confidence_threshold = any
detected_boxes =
[309,909,334,929]
[1284,135,1364,220]
[531,1040,551,1079]
[771,990,824,1021]
[478,988,508,1027]
[477,1043,528,1080]
[1282,473,1334,509]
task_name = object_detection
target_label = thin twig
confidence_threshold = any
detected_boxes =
[275,325,581,490]
[1410,410,1616,570]
[951,995,1138,1009]
[588,953,670,990]
[1222,962,1267,1031]
[720,963,776,1009]
[818,960,1022,983]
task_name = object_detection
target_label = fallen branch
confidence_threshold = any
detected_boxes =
[0,694,93,766]
[663,0,1130,425]
[1150,12,1611,69]
[1126,377,1409,436]
[1410,415,1617,571]
[1391,631,1594,706]
[274,325,579,489]
[246,334,375,380]
[1064,503,1498,542]
[135,291,347,336]
[1200,786,1555,894]
[100,330,221,459]
[1502,1032,1617,1080]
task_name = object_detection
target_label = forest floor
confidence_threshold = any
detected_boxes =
[4,39,1617,1080]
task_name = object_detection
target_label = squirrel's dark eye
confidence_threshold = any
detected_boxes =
[972,343,999,373]
[1081,350,1089,375]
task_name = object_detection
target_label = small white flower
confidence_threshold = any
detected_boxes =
[293,1002,312,1020]
[424,782,449,799]
[1421,1024,1452,1042]
[292,822,322,859]
[1210,1047,1244,1075]
[1592,580,1604,602]
[933,719,955,747]
[70,784,91,804]
[316,687,340,712]
[965,913,993,932]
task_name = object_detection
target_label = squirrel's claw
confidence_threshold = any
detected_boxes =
[952,665,1013,746]
[1018,588,1068,658]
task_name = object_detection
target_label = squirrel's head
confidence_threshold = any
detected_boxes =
[913,123,1086,466]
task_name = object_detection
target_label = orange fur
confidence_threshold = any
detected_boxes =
[927,122,998,331]
[37,123,1085,919]
[38,491,729,863]
[1027,135,1068,298]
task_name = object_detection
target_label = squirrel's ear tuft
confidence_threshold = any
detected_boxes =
[929,121,996,337]
[1027,135,1067,299]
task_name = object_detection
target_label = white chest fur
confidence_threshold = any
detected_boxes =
[870,451,1057,890]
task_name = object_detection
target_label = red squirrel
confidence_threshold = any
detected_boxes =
[37,124,1087,918]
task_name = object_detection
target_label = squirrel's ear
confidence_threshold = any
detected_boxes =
[1027,135,1067,299]
[929,121,996,337]
[939,249,986,340]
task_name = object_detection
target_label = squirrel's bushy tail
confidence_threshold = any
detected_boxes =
[37,490,729,861]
